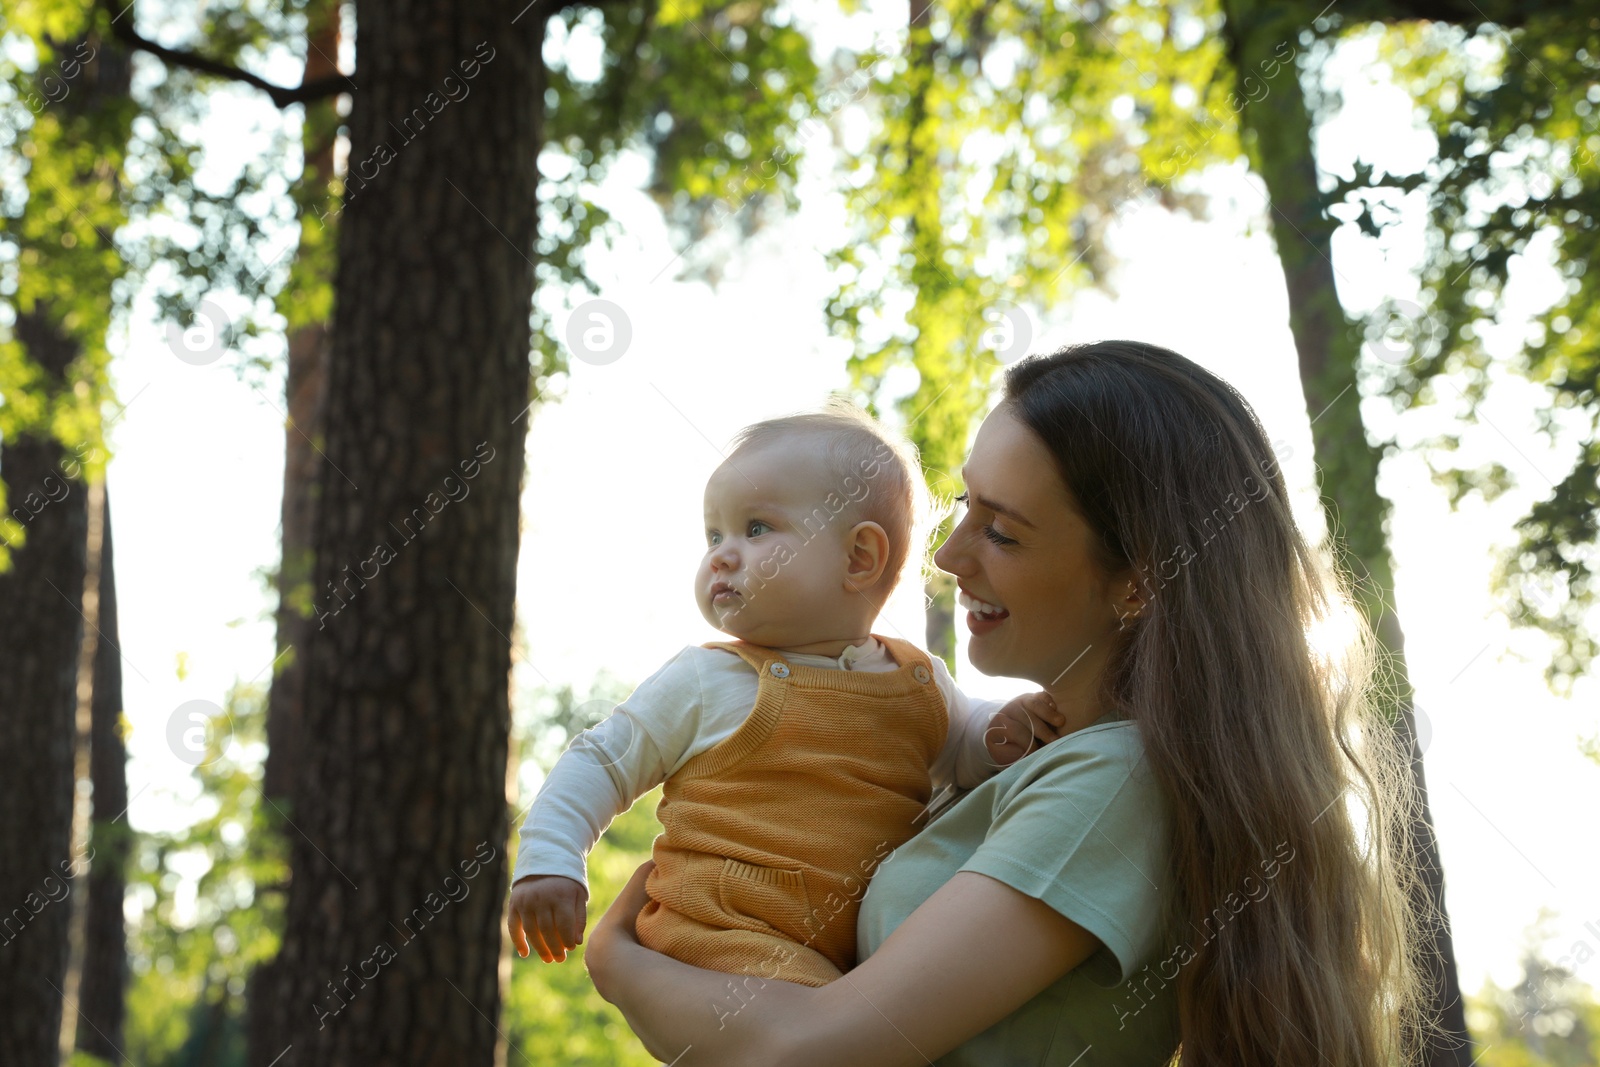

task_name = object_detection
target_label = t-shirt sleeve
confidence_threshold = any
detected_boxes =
[956,726,1170,986]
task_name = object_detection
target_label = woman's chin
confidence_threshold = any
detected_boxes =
[967,632,1037,684]
[965,634,1003,675]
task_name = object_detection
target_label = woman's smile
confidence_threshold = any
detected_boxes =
[957,586,1010,635]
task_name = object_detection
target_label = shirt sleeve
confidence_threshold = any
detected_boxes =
[956,726,1170,986]
[926,656,1009,791]
[511,647,708,890]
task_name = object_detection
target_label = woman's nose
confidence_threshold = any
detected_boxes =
[933,524,970,576]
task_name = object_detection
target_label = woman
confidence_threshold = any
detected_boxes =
[584,341,1426,1066]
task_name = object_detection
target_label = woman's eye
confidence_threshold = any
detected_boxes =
[955,492,1014,545]
[747,521,771,537]
[982,525,1018,547]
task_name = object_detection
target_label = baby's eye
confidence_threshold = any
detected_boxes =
[707,530,722,547]
[747,521,771,537]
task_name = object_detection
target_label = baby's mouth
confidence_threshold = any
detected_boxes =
[709,582,742,607]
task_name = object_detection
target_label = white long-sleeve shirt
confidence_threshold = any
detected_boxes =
[513,637,1007,889]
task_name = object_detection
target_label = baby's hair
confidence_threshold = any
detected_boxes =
[728,396,933,603]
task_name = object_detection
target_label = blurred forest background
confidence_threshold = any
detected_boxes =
[1,0,1597,1064]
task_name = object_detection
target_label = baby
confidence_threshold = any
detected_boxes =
[507,400,1063,987]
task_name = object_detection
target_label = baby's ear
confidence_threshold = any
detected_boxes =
[844,520,891,592]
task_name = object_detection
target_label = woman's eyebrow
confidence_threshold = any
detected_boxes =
[959,468,1035,528]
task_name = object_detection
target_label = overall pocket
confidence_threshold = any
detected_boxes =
[717,858,815,943]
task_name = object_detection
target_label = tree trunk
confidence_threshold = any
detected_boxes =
[902,0,961,671]
[263,0,342,807]
[0,314,90,1066]
[56,473,104,1061]
[76,489,129,1060]
[250,2,341,1050]
[258,1,542,1061]
[1223,2,1472,1062]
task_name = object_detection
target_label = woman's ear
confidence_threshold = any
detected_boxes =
[844,521,891,593]
[1112,572,1146,628]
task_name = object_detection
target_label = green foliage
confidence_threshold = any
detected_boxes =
[118,0,309,376]
[1467,940,1600,1067]
[0,1,133,567]
[500,675,664,1064]
[115,668,672,1064]
[124,682,287,1067]
[502,793,663,1066]
[532,0,824,391]
[1379,14,1600,694]
[0,0,306,568]
[823,0,1234,660]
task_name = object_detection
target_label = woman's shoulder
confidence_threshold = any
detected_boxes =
[966,715,1168,845]
[951,714,1174,989]
[1009,716,1150,785]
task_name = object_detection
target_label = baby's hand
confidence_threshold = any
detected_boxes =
[508,874,589,963]
[984,692,1066,766]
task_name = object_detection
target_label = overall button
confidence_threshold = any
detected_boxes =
[912,664,931,684]
[770,662,791,679]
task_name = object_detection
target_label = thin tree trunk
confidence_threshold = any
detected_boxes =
[1222,2,1472,1062]
[0,316,90,1066]
[903,0,959,670]
[262,0,342,808]
[57,476,105,1062]
[75,489,128,1060]
[250,1,341,1051]
[0,8,130,1049]
[260,0,542,1060]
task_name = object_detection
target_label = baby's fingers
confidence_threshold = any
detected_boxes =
[532,906,565,963]
[1024,693,1065,736]
[555,894,583,950]
[507,908,530,959]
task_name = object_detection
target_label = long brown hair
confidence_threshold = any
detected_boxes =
[1003,342,1425,1066]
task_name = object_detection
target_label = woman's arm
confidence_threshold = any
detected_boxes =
[586,861,1102,1067]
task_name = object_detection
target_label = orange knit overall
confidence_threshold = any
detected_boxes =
[634,636,949,987]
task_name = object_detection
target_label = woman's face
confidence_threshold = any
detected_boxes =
[933,403,1139,692]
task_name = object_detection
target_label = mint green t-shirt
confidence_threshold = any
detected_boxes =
[855,718,1181,1066]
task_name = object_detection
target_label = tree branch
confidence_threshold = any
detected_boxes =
[103,7,356,108]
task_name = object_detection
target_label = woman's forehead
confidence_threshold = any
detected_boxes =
[968,408,1044,488]
[967,407,1078,520]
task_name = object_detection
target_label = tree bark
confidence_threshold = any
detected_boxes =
[0,314,90,1066]
[76,490,129,1061]
[1222,2,1472,1062]
[258,1,542,1061]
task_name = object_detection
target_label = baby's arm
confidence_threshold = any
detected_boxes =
[982,692,1067,766]
[926,657,1061,789]
[925,656,1007,791]
[507,712,661,961]
[508,649,706,962]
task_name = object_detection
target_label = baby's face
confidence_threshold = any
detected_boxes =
[696,438,860,648]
